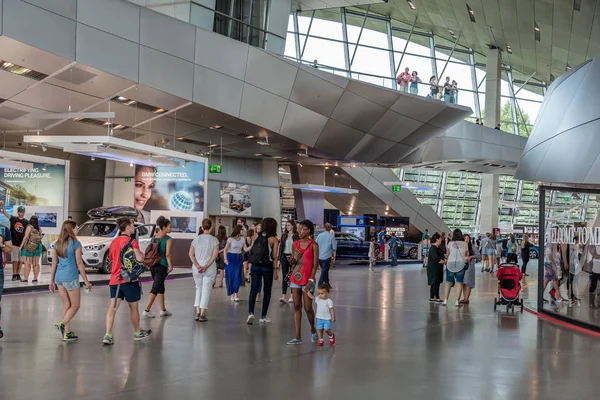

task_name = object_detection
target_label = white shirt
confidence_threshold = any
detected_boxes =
[227,237,244,254]
[315,297,334,320]
[447,241,468,263]
[191,234,219,268]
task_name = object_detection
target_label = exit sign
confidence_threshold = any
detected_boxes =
[391,185,402,192]
[209,164,222,173]
[124,177,131,182]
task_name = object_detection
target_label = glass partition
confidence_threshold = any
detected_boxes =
[538,185,600,331]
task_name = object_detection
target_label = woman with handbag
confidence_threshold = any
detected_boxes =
[460,234,480,304]
[279,219,299,304]
[287,219,319,345]
[143,216,173,318]
[443,229,468,306]
[19,215,43,283]
[426,233,446,302]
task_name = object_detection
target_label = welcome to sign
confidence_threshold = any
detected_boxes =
[547,226,600,245]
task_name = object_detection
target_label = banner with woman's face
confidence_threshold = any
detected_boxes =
[134,162,205,224]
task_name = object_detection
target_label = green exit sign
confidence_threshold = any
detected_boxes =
[391,185,402,192]
[124,177,131,182]
[209,164,222,173]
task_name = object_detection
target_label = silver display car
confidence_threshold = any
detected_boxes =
[47,219,155,273]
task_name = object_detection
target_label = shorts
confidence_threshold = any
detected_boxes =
[56,278,80,291]
[316,318,332,330]
[109,282,142,303]
[290,281,315,293]
[11,246,23,262]
[544,262,557,281]
[446,268,465,283]
[501,249,508,258]
[423,245,430,256]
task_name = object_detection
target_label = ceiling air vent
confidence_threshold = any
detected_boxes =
[54,67,97,85]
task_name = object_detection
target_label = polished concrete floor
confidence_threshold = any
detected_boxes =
[0,263,597,400]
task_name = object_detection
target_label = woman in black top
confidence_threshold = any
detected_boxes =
[426,233,446,302]
[521,235,530,276]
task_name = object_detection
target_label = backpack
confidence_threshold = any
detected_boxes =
[24,228,42,252]
[247,233,271,265]
[119,238,148,282]
[143,236,165,267]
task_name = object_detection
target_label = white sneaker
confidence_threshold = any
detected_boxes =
[259,317,271,324]
[455,301,461,307]
[143,310,155,319]
[160,310,172,317]
[442,300,447,306]
[288,296,293,303]
[246,313,255,325]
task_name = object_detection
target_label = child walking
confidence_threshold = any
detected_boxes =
[307,284,336,346]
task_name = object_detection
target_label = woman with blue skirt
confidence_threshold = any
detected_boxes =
[224,225,245,302]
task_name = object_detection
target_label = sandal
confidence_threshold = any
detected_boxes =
[32,279,38,283]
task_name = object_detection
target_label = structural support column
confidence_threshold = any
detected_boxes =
[289,166,325,227]
[264,0,292,55]
[484,46,501,128]
[480,174,499,234]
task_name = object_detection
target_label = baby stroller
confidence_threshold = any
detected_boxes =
[494,263,523,313]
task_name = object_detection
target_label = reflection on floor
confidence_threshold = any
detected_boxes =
[0,262,597,400]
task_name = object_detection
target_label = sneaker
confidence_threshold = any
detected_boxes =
[102,334,114,346]
[288,296,293,303]
[556,298,563,304]
[11,275,17,281]
[16,274,22,281]
[455,301,462,307]
[317,339,324,346]
[234,296,240,302]
[246,313,255,325]
[195,313,200,321]
[259,317,271,324]
[55,322,65,338]
[429,298,436,303]
[142,310,155,319]
[159,310,172,317]
[311,332,318,343]
[442,300,447,306]
[133,330,152,341]
[63,332,79,342]
[435,299,443,303]
[329,334,335,345]
[287,338,303,345]
[199,315,208,322]
[279,297,286,304]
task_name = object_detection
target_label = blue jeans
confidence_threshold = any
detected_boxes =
[0,267,4,323]
[248,264,273,318]
[318,258,331,286]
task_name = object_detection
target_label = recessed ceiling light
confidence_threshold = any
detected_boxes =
[534,22,541,41]
[273,156,282,159]
[245,135,254,139]
[506,45,512,54]
[153,108,165,114]
[406,0,416,10]
[208,144,218,148]
[334,173,339,176]
[117,96,127,101]
[466,5,476,22]
[255,153,263,156]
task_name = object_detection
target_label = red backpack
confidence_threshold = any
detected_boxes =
[144,236,166,267]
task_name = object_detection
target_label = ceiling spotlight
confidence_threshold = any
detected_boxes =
[297,162,303,168]
[91,156,95,161]
[534,23,540,32]
[42,164,47,171]
[506,45,512,54]
[153,108,165,114]
[257,137,270,146]
[466,4,476,22]
[334,173,339,176]
[406,0,416,10]
[245,135,254,139]
[534,22,541,41]
[385,211,388,215]
[208,143,218,148]
[117,96,127,101]
[129,162,134,167]
[41,145,47,152]
[210,125,223,130]
[125,100,136,106]
[324,166,329,170]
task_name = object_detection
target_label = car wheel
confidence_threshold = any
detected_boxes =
[529,250,538,259]
[99,253,112,274]
[409,247,418,259]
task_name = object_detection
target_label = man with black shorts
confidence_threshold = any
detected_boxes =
[1,203,27,281]
[102,217,151,345]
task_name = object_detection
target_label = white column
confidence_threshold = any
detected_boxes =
[264,0,292,55]
[484,47,501,128]
[480,174,499,234]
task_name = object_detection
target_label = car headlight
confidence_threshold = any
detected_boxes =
[84,244,106,251]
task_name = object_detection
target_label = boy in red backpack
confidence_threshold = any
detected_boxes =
[102,217,152,345]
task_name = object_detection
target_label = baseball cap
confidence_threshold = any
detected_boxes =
[17,206,25,212]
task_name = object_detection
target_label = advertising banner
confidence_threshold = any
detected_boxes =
[219,183,251,216]
[134,162,205,224]
[0,163,66,230]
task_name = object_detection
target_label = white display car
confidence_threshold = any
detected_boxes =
[47,219,156,274]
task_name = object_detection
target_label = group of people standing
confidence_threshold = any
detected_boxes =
[429,76,459,103]
[425,229,480,306]
[0,214,338,347]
